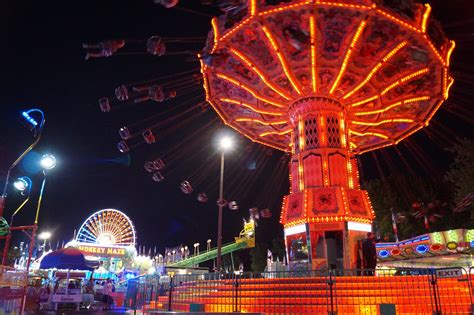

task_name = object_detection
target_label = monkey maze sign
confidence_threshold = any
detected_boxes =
[78,244,126,257]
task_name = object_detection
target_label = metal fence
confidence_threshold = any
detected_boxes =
[126,268,473,314]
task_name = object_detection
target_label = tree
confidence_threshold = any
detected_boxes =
[249,242,268,272]
[271,237,286,262]
[0,246,21,266]
[445,138,474,225]
[363,174,450,240]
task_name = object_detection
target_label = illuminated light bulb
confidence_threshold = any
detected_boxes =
[40,154,57,170]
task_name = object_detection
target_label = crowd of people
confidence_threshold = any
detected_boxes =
[26,277,117,311]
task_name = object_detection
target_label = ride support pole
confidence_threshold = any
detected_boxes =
[1,234,11,265]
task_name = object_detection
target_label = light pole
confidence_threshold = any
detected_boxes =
[10,176,33,226]
[0,109,45,218]
[1,176,34,265]
[25,154,56,273]
[38,231,52,252]
[216,136,233,272]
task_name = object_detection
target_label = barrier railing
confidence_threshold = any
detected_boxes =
[130,267,473,314]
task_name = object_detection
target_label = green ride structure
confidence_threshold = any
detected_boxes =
[168,219,255,268]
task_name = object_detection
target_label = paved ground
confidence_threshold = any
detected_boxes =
[37,310,142,315]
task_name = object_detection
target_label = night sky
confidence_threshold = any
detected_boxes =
[0,0,472,257]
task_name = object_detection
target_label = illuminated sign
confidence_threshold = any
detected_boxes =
[78,245,126,257]
[436,268,463,278]
[284,224,306,236]
[347,221,372,232]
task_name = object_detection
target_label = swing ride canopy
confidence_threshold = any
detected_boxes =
[201,0,455,154]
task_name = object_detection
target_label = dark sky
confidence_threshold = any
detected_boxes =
[0,0,472,255]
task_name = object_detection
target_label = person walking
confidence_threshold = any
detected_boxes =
[102,278,114,310]
[362,232,377,276]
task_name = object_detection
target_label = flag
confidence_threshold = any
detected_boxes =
[424,215,430,230]
[249,207,260,220]
[390,209,399,243]
[260,208,272,218]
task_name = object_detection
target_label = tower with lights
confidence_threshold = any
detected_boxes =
[201,0,454,269]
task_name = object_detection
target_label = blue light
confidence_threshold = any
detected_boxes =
[22,111,38,126]
[378,250,389,258]
[470,240,474,248]
[416,244,429,254]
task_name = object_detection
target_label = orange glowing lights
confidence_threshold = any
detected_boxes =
[298,117,305,151]
[219,17,252,41]
[310,14,317,93]
[259,129,292,137]
[236,118,288,125]
[348,95,378,108]
[284,214,373,228]
[318,1,371,10]
[425,35,445,65]
[339,115,347,148]
[380,68,430,96]
[319,115,326,146]
[421,4,431,33]
[375,7,420,32]
[353,96,431,116]
[341,187,349,214]
[349,130,389,140]
[445,76,454,99]
[228,48,292,100]
[258,1,311,16]
[330,20,366,94]
[343,41,408,99]
[446,40,456,67]
[352,118,414,126]
[249,0,257,15]
[346,161,354,188]
[219,98,284,116]
[322,159,329,186]
[210,18,220,53]
[262,25,303,95]
[215,73,285,107]
[298,159,304,191]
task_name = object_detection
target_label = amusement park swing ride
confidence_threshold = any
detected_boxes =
[88,0,472,270]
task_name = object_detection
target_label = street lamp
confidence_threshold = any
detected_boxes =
[35,154,56,224]
[25,153,56,274]
[0,109,45,218]
[216,135,233,272]
[10,176,33,226]
[40,154,56,170]
[38,231,52,251]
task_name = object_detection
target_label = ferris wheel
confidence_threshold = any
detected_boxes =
[76,209,136,247]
